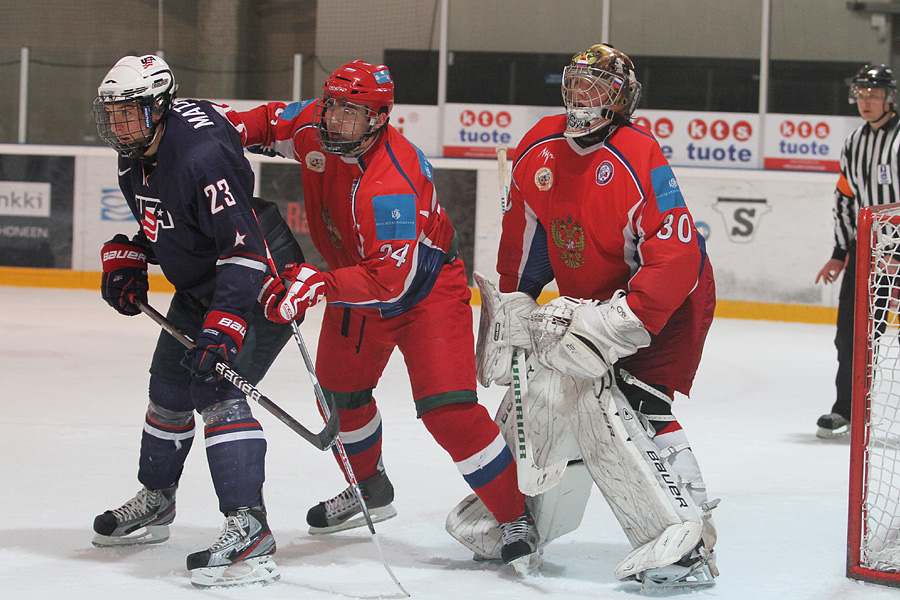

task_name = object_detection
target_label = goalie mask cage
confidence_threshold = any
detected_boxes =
[849,202,900,587]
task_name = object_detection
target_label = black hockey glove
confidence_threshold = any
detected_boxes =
[182,311,247,383]
[100,233,150,316]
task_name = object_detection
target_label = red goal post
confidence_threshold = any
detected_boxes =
[849,202,900,587]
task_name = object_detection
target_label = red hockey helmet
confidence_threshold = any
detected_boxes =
[316,60,394,155]
[323,60,394,115]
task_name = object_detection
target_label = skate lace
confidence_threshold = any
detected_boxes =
[324,486,359,518]
[112,487,159,522]
[501,514,532,545]
[209,513,248,551]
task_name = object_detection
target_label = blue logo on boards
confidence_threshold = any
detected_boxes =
[372,194,416,241]
[101,188,135,221]
[650,165,686,212]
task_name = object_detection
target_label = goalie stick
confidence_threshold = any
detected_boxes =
[496,143,511,214]
[133,298,339,451]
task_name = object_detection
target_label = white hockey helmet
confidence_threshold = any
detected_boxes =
[561,44,642,138]
[93,55,177,159]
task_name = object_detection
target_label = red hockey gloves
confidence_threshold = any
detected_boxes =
[101,233,150,316]
[182,311,247,383]
[258,263,326,323]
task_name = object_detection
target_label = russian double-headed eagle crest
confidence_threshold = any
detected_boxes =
[550,215,585,268]
[321,206,343,249]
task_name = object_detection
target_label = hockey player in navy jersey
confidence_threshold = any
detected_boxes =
[91,54,303,588]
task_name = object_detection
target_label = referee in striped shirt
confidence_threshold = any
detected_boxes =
[815,64,899,439]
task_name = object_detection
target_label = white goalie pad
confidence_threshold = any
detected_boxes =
[474,272,538,387]
[445,461,594,561]
[569,373,704,578]
[495,350,579,495]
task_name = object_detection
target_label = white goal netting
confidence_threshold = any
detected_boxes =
[855,205,900,579]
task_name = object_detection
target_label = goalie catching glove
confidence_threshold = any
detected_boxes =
[258,263,325,323]
[526,290,650,379]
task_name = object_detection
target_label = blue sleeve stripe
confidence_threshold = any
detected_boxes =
[385,141,421,203]
[518,220,554,298]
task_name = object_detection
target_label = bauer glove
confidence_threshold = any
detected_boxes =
[182,310,247,383]
[258,263,325,323]
[100,233,150,316]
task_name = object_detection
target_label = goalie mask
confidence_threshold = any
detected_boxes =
[315,60,394,156]
[848,64,896,108]
[562,44,642,138]
[93,55,177,161]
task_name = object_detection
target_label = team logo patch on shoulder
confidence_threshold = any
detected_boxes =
[372,194,416,241]
[305,151,326,173]
[535,167,553,191]
[550,215,586,269]
[596,161,614,185]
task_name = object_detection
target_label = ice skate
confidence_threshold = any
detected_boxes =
[500,508,541,575]
[92,485,176,547]
[307,471,397,534]
[816,412,850,439]
[636,543,717,590]
[186,506,279,589]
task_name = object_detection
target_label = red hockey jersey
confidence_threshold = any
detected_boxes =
[498,115,709,335]
[227,100,456,317]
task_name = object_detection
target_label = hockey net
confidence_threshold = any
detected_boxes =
[849,203,900,587]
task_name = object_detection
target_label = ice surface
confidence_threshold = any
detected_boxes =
[0,286,895,599]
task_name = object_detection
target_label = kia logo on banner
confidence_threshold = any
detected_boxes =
[0,182,51,217]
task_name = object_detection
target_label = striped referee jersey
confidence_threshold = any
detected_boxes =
[833,112,900,261]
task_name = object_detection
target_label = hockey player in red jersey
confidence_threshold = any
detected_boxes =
[227,60,538,574]
[479,44,718,588]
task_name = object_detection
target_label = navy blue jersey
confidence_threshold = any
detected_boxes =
[117,99,267,319]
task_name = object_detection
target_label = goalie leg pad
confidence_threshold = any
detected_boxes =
[494,351,579,495]
[444,461,594,561]
[571,375,703,547]
[474,272,538,387]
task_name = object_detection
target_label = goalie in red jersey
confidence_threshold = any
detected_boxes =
[226,60,538,574]
[448,44,719,589]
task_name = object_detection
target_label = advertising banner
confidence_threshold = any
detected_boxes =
[762,114,858,172]
[0,154,74,268]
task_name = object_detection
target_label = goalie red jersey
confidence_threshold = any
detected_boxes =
[498,114,715,394]
[228,100,455,317]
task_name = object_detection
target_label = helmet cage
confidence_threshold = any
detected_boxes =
[314,96,383,156]
[562,65,640,137]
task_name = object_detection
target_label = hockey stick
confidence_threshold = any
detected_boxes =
[491,145,568,495]
[253,231,409,597]
[496,143,511,214]
[287,320,409,597]
[133,298,339,451]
